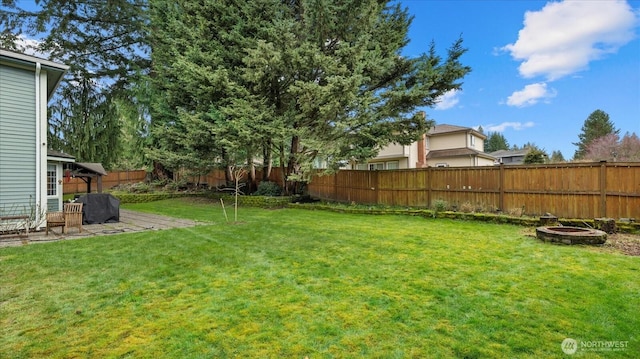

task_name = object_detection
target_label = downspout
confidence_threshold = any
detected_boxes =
[35,63,42,221]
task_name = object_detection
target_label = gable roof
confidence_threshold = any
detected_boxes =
[0,49,69,99]
[428,124,486,139]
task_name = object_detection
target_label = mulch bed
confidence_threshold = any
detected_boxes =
[603,233,640,256]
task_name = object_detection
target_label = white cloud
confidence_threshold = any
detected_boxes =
[484,121,535,132]
[503,0,637,80]
[14,35,50,58]
[434,89,461,110]
[506,82,557,107]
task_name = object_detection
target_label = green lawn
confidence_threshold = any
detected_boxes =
[1,198,638,358]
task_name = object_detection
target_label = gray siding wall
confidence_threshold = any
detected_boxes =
[47,198,60,212]
[0,64,37,216]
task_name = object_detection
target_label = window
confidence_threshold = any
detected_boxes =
[355,163,368,170]
[386,161,399,170]
[435,163,449,168]
[369,163,384,171]
[470,134,475,147]
[47,164,57,196]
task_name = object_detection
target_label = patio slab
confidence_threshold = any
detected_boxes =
[0,209,201,248]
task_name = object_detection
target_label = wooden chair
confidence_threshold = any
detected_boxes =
[46,203,83,235]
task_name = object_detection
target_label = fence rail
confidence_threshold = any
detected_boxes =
[307,162,640,220]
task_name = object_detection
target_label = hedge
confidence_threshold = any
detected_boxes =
[112,193,640,234]
[112,192,198,204]
[216,194,293,208]
[287,203,640,233]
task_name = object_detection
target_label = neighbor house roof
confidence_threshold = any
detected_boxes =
[0,49,69,99]
[428,124,486,139]
[490,149,529,158]
[426,148,495,160]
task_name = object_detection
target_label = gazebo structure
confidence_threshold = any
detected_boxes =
[68,162,108,194]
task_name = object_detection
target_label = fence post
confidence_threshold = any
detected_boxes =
[334,171,338,202]
[599,161,607,218]
[499,163,505,212]
[427,167,432,208]
[374,170,379,205]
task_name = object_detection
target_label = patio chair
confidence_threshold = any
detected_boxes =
[46,202,83,235]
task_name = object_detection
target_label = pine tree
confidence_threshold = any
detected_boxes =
[147,0,471,193]
[573,109,619,160]
[549,150,566,163]
[523,148,547,164]
[484,132,509,153]
[1,0,150,168]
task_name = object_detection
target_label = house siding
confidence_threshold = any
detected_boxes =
[430,133,466,150]
[47,197,60,212]
[0,64,37,215]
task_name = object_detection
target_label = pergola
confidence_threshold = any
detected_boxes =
[68,162,108,194]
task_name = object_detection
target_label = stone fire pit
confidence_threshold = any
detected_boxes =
[536,226,607,245]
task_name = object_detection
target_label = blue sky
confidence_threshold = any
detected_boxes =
[7,0,638,159]
[402,0,640,159]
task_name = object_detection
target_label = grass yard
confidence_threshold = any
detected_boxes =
[1,198,638,358]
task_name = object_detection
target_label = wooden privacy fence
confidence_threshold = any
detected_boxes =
[63,170,147,194]
[63,168,283,194]
[64,162,640,219]
[308,162,640,220]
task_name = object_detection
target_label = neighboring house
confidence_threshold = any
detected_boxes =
[352,124,495,169]
[0,49,69,230]
[490,149,529,165]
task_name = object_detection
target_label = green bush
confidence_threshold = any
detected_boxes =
[218,194,292,208]
[113,192,196,204]
[432,199,449,212]
[254,181,282,196]
[129,182,151,193]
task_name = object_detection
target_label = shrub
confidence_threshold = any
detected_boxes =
[254,181,282,196]
[507,206,525,217]
[129,182,151,193]
[460,201,474,213]
[432,199,448,212]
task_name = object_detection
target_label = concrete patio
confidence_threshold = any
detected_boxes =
[0,209,201,248]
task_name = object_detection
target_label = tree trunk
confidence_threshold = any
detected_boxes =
[221,149,232,184]
[262,140,272,182]
[247,152,256,193]
[279,144,288,195]
[286,135,301,195]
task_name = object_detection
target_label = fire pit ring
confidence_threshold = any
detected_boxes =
[536,226,607,245]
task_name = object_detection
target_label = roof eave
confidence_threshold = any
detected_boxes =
[0,49,69,99]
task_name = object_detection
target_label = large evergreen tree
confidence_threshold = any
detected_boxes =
[148,0,471,193]
[0,0,150,168]
[523,148,547,164]
[573,109,619,160]
[549,150,566,163]
[484,132,509,153]
[146,0,279,183]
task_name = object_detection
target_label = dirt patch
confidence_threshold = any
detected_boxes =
[523,228,640,257]
[603,233,640,256]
